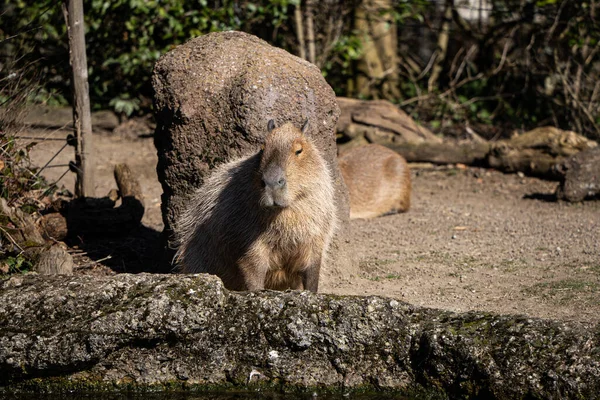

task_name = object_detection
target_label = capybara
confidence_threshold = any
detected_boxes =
[175,120,337,292]
[338,144,411,219]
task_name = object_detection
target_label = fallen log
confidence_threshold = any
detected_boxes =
[487,127,598,180]
[336,101,599,179]
[0,198,45,250]
[378,139,490,166]
[555,147,600,202]
[337,97,441,143]
[23,105,119,131]
[0,273,598,398]
[487,146,565,179]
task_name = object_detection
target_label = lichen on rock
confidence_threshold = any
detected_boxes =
[1,273,599,398]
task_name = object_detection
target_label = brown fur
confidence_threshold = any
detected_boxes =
[175,121,337,292]
[338,144,411,219]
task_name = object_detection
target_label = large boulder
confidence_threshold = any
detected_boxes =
[555,146,600,201]
[1,273,599,398]
[152,31,354,277]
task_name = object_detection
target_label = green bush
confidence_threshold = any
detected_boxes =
[1,0,347,115]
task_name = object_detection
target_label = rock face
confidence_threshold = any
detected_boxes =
[152,31,352,275]
[555,147,600,202]
[34,243,73,275]
[1,273,599,398]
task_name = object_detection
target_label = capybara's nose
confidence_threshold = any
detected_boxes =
[263,166,286,189]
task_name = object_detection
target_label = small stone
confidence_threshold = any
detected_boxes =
[248,369,263,382]
[268,350,279,360]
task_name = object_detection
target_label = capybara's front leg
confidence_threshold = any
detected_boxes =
[301,258,322,292]
[239,265,267,291]
[238,250,269,291]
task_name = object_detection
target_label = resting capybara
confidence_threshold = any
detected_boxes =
[338,144,411,219]
[175,120,337,292]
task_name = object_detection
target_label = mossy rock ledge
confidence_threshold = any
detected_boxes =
[0,273,599,398]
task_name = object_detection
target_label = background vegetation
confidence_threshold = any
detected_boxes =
[0,0,599,139]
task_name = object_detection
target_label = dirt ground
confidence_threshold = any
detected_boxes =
[20,119,600,324]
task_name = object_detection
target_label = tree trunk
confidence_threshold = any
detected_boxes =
[294,3,306,60]
[354,0,401,99]
[428,0,453,92]
[63,0,95,197]
[305,0,316,64]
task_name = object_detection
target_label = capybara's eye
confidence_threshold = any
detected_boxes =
[295,147,303,156]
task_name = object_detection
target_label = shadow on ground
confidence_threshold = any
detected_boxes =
[66,225,168,274]
[523,192,558,202]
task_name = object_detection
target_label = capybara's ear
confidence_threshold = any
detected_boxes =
[301,118,309,134]
[267,119,276,132]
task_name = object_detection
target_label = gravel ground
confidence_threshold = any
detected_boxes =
[22,122,600,323]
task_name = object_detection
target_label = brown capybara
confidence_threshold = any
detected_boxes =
[338,144,411,219]
[175,120,337,292]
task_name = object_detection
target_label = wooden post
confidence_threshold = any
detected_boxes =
[63,0,95,198]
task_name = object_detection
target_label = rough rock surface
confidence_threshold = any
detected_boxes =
[34,243,73,275]
[152,31,353,274]
[1,273,599,398]
[555,146,600,202]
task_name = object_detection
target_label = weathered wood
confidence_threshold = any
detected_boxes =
[502,127,596,157]
[487,127,597,180]
[38,212,68,242]
[487,147,563,179]
[63,0,95,197]
[0,199,45,251]
[23,105,118,131]
[337,97,441,143]
[377,140,490,165]
[555,147,600,201]
[338,105,599,178]
[114,163,144,223]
